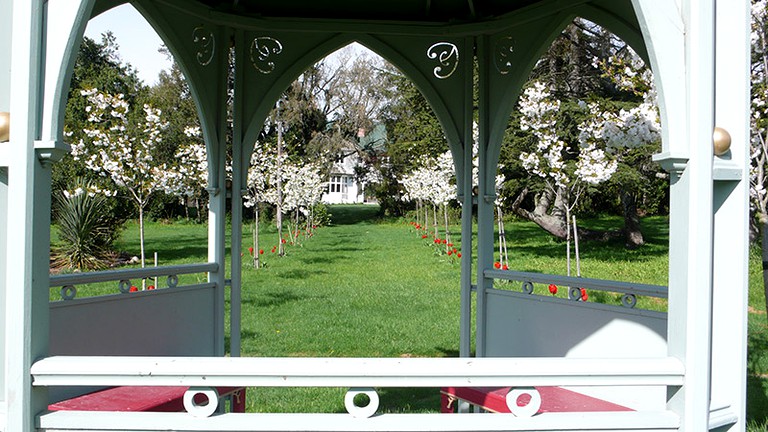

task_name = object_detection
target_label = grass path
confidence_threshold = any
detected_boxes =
[237,205,461,412]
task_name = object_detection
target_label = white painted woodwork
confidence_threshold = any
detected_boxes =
[6,1,51,431]
[49,263,218,287]
[0,168,5,412]
[710,1,751,431]
[36,411,681,432]
[30,356,685,388]
[0,0,10,113]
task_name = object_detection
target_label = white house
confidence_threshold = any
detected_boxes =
[322,125,386,204]
[322,147,365,204]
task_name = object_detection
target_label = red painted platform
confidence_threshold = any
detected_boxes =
[49,386,246,413]
[440,386,632,414]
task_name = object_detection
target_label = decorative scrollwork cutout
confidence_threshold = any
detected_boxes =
[61,285,77,300]
[427,42,459,79]
[184,387,219,418]
[521,281,534,295]
[494,37,514,75]
[344,387,379,418]
[505,387,541,417]
[251,37,283,74]
[118,280,132,294]
[621,293,638,308]
[568,286,581,301]
[167,274,179,288]
[193,26,215,66]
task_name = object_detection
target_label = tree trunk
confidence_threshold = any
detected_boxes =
[763,221,768,317]
[511,187,621,242]
[253,207,260,269]
[433,204,439,239]
[621,190,644,249]
[139,204,146,290]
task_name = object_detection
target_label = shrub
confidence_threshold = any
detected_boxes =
[51,180,123,270]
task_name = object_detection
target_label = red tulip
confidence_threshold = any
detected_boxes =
[442,239,447,244]
[259,249,264,255]
[457,252,462,258]
[147,285,155,290]
[422,234,428,239]
[580,288,588,302]
[447,243,453,247]
[494,262,501,269]
[502,264,509,270]
[271,246,276,253]
[248,247,254,255]
[548,284,557,295]
[129,286,138,292]
[281,239,286,244]
[447,250,453,256]
[452,248,457,254]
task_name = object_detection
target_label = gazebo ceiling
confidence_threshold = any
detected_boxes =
[195,0,543,23]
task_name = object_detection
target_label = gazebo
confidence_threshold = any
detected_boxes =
[0,0,751,431]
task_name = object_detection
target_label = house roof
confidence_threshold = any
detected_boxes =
[358,124,387,154]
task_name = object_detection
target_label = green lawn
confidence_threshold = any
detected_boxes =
[62,205,768,425]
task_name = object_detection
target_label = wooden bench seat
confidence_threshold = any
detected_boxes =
[440,386,632,414]
[48,386,246,413]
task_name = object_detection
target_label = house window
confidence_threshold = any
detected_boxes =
[329,175,342,193]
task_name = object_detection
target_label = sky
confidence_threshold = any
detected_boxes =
[84,4,173,86]
[83,4,370,87]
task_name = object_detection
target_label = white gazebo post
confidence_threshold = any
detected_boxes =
[636,0,749,428]
[0,0,11,425]
[710,1,750,429]
[205,30,230,358]
[4,2,50,430]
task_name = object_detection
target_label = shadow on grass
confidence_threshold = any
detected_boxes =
[225,330,258,354]
[377,387,442,413]
[300,256,348,265]
[119,237,209,262]
[328,205,381,225]
[244,291,313,308]
[507,220,669,263]
[748,319,768,424]
[276,269,329,280]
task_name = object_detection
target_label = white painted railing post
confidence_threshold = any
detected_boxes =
[710,1,751,430]
[207,27,231,358]
[667,0,716,429]
[229,28,248,359]
[474,35,494,358]
[459,36,475,359]
[5,2,50,431]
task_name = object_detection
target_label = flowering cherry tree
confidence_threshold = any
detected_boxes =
[400,151,457,251]
[158,125,208,221]
[282,161,325,244]
[245,143,325,261]
[71,88,169,269]
[244,143,280,266]
[518,81,618,275]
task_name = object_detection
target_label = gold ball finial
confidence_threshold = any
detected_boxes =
[713,126,731,156]
[0,112,9,143]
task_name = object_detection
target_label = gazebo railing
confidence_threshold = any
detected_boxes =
[33,356,684,431]
[49,263,218,300]
[484,269,667,310]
